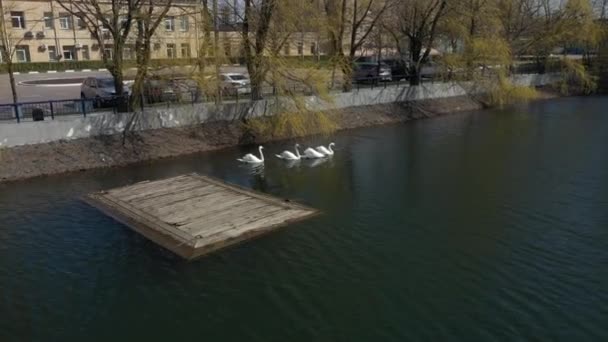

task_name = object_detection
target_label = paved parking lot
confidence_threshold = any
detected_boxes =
[0,66,247,104]
[0,71,108,103]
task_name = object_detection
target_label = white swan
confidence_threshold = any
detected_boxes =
[237,146,264,163]
[316,143,335,156]
[303,147,325,159]
[276,144,301,160]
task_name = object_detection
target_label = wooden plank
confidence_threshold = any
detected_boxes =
[119,177,203,203]
[91,193,194,243]
[188,205,288,238]
[165,196,259,228]
[191,174,309,211]
[195,209,312,248]
[108,175,190,197]
[133,184,219,209]
[178,199,272,232]
[154,192,253,225]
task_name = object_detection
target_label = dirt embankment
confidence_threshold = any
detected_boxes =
[0,96,484,183]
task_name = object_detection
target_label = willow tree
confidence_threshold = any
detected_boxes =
[384,0,447,85]
[240,0,336,139]
[436,0,540,105]
[57,0,139,95]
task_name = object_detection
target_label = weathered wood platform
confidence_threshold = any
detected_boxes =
[86,173,318,259]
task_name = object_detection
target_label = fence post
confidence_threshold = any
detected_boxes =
[49,101,55,120]
[81,99,87,117]
[14,104,20,123]
[236,90,239,104]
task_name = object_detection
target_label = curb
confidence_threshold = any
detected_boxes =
[14,69,109,75]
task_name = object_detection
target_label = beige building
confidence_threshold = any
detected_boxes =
[0,0,322,64]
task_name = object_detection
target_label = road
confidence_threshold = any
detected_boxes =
[0,66,248,104]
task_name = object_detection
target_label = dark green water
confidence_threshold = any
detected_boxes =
[1,97,607,341]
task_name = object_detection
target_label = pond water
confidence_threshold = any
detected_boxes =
[1,97,607,341]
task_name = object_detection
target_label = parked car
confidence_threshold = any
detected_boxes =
[381,58,409,80]
[80,77,131,107]
[354,56,378,63]
[143,77,182,103]
[220,73,251,96]
[420,62,441,79]
[353,62,392,83]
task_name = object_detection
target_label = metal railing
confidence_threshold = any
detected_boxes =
[0,66,546,123]
[0,96,133,123]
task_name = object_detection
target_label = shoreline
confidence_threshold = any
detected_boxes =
[0,93,558,183]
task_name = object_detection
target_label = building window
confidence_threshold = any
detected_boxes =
[167,43,176,58]
[63,46,76,60]
[181,43,191,58]
[103,47,113,59]
[310,42,317,55]
[224,41,231,57]
[59,13,73,30]
[123,46,134,60]
[11,12,25,29]
[48,46,57,61]
[15,46,30,62]
[297,41,303,56]
[76,15,86,30]
[101,28,111,40]
[81,45,90,60]
[43,12,53,29]
[283,43,290,56]
[165,17,174,31]
[179,16,189,31]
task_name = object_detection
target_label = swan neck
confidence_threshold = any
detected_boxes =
[259,147,264,161]
[295,145,300,157]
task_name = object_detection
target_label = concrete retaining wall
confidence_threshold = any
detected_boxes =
[0,73,560,148]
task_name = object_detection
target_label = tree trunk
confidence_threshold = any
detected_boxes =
[409,38,422,86]
[409,64,421,86]
[110,50,125,96]
[247,59,264,100]
[131,30,151,110]
[7,62,18,104]
[341,53,352,92]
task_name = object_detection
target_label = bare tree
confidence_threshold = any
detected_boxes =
[130,0,173,109]
[242,0,276,99]
[322,0,391,91]
[0,0,42,104]
[56,0,139,95]
[385,0,447,85]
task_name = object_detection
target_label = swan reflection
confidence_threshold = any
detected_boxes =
[239,163,265,176]
[305,158,329,168]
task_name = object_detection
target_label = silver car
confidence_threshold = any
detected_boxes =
[80,77,130,107]
[220,73,251,95]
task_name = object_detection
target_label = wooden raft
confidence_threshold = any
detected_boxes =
[86,173,318,260]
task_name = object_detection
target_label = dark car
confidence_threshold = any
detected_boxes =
[381,58,409,80]
[353,62,392,83]
[142,77,187,103]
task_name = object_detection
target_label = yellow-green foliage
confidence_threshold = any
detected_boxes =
[487,74,539,107]
[245,110,337,140]
[554,58,597,95]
